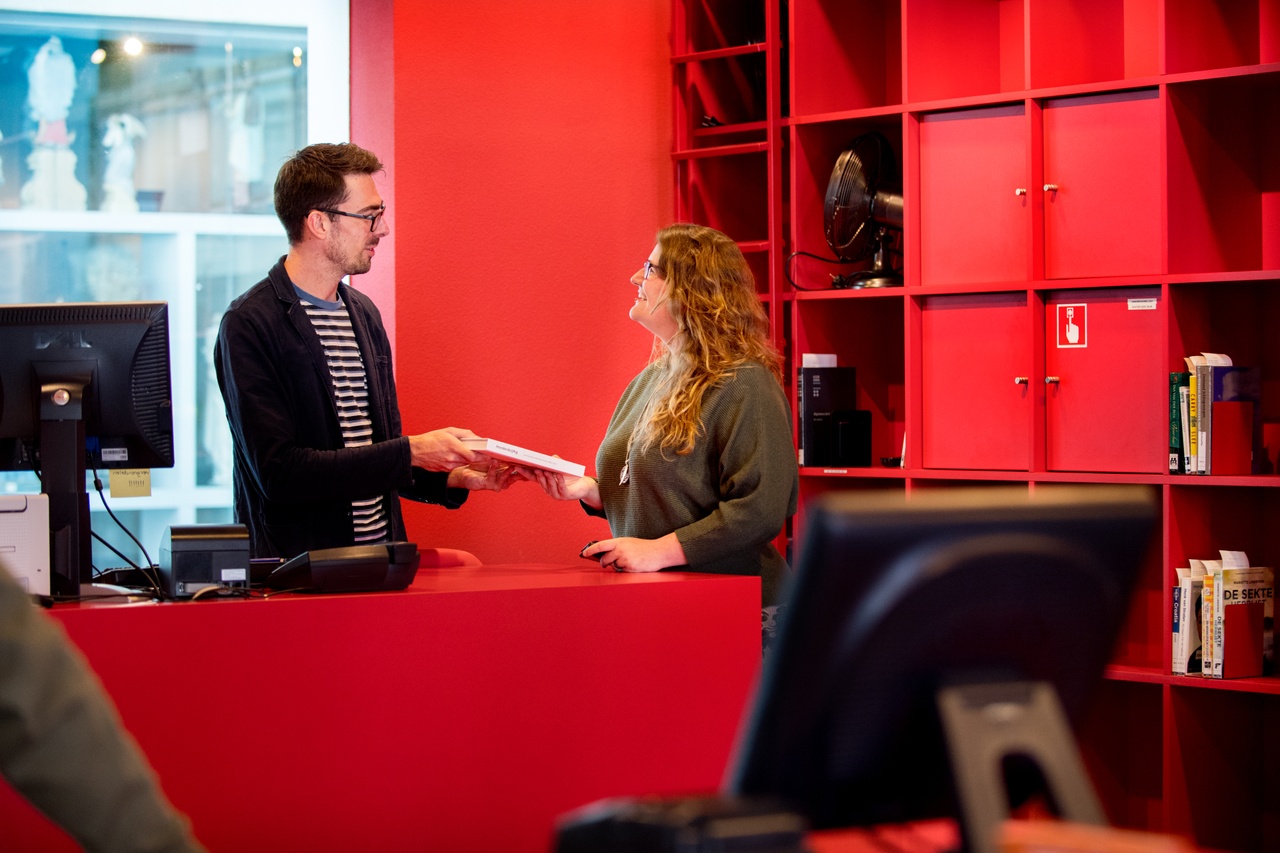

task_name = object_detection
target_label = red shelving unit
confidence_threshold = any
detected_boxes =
[672,2,1280,850]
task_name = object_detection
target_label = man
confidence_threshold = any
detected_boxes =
[0,562,204,852]
[215,142,511,558]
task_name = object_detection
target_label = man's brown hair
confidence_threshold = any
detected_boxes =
[274,142,383,244]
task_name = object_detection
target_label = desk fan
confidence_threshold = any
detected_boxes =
[823,131,904,287]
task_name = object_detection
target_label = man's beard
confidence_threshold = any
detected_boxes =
[327,239,373,276]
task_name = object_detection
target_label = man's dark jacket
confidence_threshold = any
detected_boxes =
[214,258,462,558]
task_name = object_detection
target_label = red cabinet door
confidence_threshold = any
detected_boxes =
[921,292,1032,469]
[1043,90,1163,279]
[919,104,1030,285]
[1044,287,1165,472]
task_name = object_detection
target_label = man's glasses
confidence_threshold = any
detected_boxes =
[642,260,664,281]
[316,204,386,232]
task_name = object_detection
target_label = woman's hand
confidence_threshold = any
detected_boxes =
[582,533,686,573]
[527,468,601,509]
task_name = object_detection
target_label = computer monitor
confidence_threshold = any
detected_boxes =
[0,302,174,596]
[728,485,1157,844]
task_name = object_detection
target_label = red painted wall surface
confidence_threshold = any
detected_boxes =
[352,0,674,563]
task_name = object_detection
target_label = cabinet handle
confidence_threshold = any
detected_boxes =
[1045,376,1060,384]
[1014,376,1029,384]
[1043,183,1059,192]
[1014,188,1027,196]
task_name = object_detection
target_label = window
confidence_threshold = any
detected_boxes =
[0,0,348,570]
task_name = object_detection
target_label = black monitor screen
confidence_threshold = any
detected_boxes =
[728,484,1157,831]
[0,301,173,471]
[0,301,173,594]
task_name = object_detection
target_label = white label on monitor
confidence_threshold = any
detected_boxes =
[101,448,129,462]
[221,568,247,582]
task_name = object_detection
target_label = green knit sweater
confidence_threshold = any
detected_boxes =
[591,360,798,605]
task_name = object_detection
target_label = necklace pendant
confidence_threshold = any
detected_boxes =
[619,462,629,485]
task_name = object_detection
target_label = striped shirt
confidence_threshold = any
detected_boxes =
[297,287,388,543]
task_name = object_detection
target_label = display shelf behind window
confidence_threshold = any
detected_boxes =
[0,2,342,569]
[0,10,306,215]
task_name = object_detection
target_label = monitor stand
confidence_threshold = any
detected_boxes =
[937,680,1107,853]
[40,379,92,598]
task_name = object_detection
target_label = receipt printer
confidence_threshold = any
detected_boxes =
[0,494,51,596]
[159,524,250,598]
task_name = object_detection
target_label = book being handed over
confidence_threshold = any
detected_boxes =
[462,437,586,478]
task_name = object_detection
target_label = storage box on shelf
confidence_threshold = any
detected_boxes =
[675,1,1280,850]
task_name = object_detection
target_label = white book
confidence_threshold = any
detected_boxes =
[462,437,586,478]
[1172,580,1185,675]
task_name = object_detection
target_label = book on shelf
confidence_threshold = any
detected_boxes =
[1168,371,1190,474]
[798,354,858,467]
[1204,365,1262,475]
[1171,560,1205,676]
[1183,355,1203,472]
[1200,559,1220,677]
[1209,558,1273,680]
[1171,583,1183,671]
[460,437,586,478]
[1179,382,1191,474]
[1189,353,1230,473]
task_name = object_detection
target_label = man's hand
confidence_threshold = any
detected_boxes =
[409,427,480,471]
[447,460,529,492]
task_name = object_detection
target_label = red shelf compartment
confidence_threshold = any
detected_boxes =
[675,149,771,245]
[1164,0,1280,73]
[1027,0,1159,89]
[789,0,901,116]
[1168,278,1280,445]
[1165,687,1280,851]
[675,53,770,139]
[789,116,904,288]
[904,0,1025,102]
[1167,70,1280,276]
[793,295,905,472]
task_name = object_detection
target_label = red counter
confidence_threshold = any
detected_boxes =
[1,564,762,852]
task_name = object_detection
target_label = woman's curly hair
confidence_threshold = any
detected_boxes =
[633,223,783,456]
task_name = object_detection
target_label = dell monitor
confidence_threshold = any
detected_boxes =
[0,301,174,596]
[728,485,1157,850]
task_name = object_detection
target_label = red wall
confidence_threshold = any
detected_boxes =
[352,1,674,563]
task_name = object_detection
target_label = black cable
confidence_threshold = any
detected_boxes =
[91,469,156,568]
[785,250,860,290]
[90,468,167,597]
[91,530,145,574]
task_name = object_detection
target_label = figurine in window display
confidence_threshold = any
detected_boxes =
[228,91,264,209]
[101,113,147,213]
[21,35,87,210]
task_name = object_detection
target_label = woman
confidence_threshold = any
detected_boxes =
[530,223,798,648]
